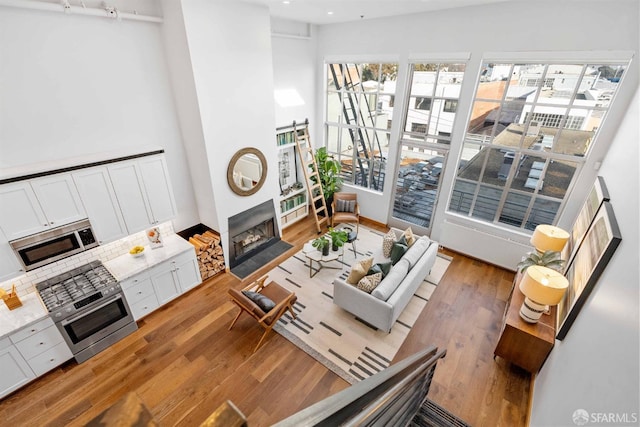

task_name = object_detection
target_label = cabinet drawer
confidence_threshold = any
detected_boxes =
[131,294,159,320]
[120,272,151,291]
[9,317,55,344]
[14,325,65,360]
[0,336,12,351]
[27,342,73,377]
[123,278,154,305]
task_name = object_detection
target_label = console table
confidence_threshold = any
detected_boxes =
[494,279,556,374]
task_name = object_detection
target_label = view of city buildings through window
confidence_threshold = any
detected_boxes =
[325,63,397,191]
[449,62,627,230]
[391,63,466,230]
[324,60,627,233]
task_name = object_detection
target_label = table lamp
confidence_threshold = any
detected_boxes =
[519,265,569,323]
[530,224,570,253]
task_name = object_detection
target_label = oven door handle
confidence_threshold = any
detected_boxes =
[60,294,123,326]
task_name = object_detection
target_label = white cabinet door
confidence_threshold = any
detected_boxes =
[138,156,177,225]
[30,174,86,228]
[0,338,35,399]
[72,167,128,244]
[0,226,23,281]
[0,182,49,240]
[108,161,154,233]
[173,250,201,293]
[150,265,180,305]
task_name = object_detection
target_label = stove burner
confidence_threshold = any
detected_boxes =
[35,260,117,313]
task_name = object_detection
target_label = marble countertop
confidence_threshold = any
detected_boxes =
[0,292,48,339]
[104,234,195,281]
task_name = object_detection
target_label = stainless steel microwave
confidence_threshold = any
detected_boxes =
[10,219,99,271]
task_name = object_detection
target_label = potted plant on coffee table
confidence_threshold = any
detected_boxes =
[312,236,330,256]
[328,228,348,252]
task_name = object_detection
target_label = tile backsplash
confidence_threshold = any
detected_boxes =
[1,222,175,296]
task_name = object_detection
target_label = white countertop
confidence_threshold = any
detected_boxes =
[0,292,48,339]
[103,234,195,281]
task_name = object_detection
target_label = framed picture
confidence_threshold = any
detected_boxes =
[562,176,610,271]
[556,201,621,340]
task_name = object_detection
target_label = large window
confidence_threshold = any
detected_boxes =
[448,62,627,230]
[325,63,398,192]
[391,62,467,231]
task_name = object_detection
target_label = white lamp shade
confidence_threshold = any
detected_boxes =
[519,265,569,306]
[530,224,569,252]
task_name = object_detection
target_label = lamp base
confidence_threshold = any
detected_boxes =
[519,298,547,323]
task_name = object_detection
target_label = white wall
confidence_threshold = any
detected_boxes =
[530,87,640,426]
[0,5,199,231]
[315,0,639,269]
[178,0,280,261]
[271,18,317,128]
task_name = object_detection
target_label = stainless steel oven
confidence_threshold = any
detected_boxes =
[35,260,138,363]
[10,219,99,271]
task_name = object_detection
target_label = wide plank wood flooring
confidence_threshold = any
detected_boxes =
[0,216,531,426]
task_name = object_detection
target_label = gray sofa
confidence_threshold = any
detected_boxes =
[333,228,439,332]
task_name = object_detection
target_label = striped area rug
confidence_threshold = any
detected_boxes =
[269,226,451,384]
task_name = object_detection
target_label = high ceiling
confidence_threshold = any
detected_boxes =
[242,0,511,25]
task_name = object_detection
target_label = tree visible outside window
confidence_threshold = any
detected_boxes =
[448,62,627,230]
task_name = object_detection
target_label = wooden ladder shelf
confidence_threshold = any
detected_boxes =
[293,119,328,234]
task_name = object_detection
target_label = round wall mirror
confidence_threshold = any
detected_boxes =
[227,147,267,196]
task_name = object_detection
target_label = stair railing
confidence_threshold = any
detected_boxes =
[272,345,446,427]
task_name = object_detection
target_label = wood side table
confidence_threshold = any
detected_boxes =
[494,283,556,374]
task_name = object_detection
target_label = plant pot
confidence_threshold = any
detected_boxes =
[332,244,339,252]
[322,245,330,256]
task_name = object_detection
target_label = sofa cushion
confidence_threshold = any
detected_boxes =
[402,236,431,270]
[346,257,374,285]
[368,261,392,278]
[357,272,382,293]
[382,229,396,258]
[372,258,410,301]
[403,227,416,246]
[390,235,408,265]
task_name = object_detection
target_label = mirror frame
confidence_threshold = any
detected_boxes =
[227,147,268,196]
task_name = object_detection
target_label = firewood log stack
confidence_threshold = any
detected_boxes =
[188,231,225,280]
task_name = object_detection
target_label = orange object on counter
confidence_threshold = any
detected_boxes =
[2,284,22,310]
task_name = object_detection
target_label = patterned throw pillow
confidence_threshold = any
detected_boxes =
[357,272,382,293]
[382,229,396,258]
[403,227,416,247]
[346,257,374,285]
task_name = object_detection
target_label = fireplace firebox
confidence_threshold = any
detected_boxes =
[228,200,280,268]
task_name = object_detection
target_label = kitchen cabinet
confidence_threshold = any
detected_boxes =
[0,226,23,281]
[72,167,128,244]
[0,337,35,399]
[108,155,177,234]
[10,317,73,378]
[0,174,86,241]
[120,249,200,320]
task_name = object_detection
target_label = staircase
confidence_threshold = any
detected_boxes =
[293,119,328,234]
[410,399,472,427]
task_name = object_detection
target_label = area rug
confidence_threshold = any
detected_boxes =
[267,226,451,384]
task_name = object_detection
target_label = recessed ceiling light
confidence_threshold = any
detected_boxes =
[282,1,290,4]
[327,11,334,15]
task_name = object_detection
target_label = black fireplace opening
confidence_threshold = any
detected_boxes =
[228,199,281,268]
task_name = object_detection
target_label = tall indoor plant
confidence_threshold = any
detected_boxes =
[312,147,342,214]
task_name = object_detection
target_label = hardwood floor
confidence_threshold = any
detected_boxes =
[0,216,531,426]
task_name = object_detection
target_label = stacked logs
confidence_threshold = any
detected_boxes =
[188,231,225,280]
